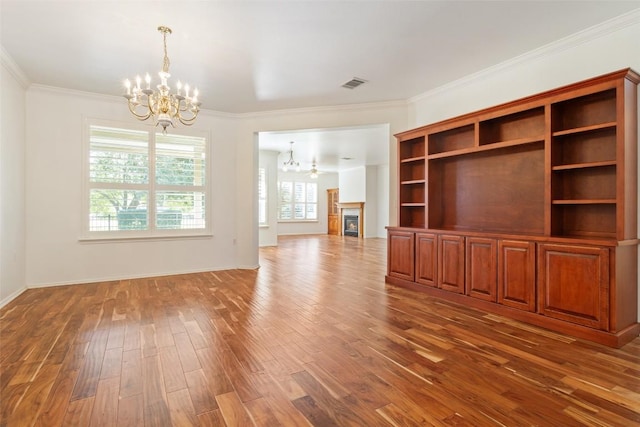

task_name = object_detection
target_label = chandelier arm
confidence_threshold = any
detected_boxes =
[172,97,183,115]
[147,95,159,116]
[177,111,198,126]
[128,100,153,121]
[177,101,190,113]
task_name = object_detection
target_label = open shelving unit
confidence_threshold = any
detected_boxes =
[389,69,640,348]
[398,136,426,228]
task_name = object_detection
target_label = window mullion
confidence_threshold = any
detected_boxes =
[89,182,148,191]
[155,184,204,192]
[149,131,157,232]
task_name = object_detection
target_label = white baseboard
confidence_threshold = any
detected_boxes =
[0,286,27,309]
[26,265,246,289]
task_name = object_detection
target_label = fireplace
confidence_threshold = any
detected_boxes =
[336,202,364,238]
[344,215,359,237]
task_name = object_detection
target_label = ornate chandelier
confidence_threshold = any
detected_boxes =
[123,26,201,134]
[282,141,301,172]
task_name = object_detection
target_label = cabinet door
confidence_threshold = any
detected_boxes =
[438,235,465,294]
[415,233,437,287]
[466,237,497,302]
[498,240,536,312]
[387,230,415,281]
[328,215,339,235]
[327,189,339,235]
[538,244,610,330]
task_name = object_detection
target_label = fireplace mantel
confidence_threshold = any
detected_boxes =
[336,202,364,238]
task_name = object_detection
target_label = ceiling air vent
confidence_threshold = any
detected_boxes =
[342,77,367,89]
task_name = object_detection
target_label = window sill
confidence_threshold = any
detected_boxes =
[79,232,213,243]
[277,220,319,224]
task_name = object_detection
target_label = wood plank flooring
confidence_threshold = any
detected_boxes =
[1,235,639,426]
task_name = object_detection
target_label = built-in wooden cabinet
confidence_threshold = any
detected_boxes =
[327,188,339,235]
[386,69,639,347]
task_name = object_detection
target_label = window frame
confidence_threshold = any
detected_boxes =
[277,176,318,223]
[81,118,212,241]
[258,167,268,226]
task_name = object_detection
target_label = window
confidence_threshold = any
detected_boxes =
[278,179,317,221]
[258,167,267,225]
[85,122,209,238]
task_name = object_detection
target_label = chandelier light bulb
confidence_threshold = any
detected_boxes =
[123,26,201,134]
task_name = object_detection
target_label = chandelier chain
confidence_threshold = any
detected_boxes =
[161,29,170,74]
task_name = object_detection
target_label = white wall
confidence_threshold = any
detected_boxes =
[339,167,366,203]
[8,78,405,287]
[376,164,390,237]
[0,51,27,306]
[259,150,279,246]
[237,103,408,266]
[24,87,241,287]
[409,13,640,127]
[276,171,338,236]
[408,13,640,322]
[338,165,388,238]
[364,166,378,238]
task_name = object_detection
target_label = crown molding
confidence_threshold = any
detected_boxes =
[409,7,640,104]
[27,84,240,119]
[1,46,30,89]
[237,99,408,119]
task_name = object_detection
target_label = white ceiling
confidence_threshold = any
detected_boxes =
[3,1,639,172]
[259,124,390,173]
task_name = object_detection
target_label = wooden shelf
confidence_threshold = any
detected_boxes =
[401,202,426,207]
[552,199,616,205]
[400,156,425,163]
[552,121,616,137]
[427,136,543,160]
[401,179,426,185]
[552,160,616,171]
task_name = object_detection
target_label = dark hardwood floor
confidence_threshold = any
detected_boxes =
[1,235,639,426]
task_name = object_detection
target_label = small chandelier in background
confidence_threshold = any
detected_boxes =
[282,141,301,172]
[123,26,201,134]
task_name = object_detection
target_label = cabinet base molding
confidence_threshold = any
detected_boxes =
[385,274,640,348]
